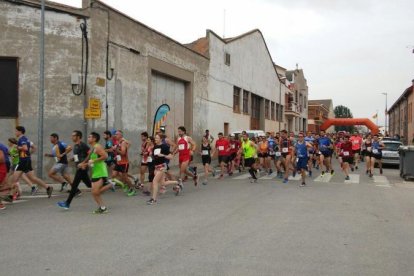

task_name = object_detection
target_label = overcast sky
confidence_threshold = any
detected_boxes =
[55,0,414,126]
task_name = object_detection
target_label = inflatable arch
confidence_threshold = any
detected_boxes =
[320,118,379,135]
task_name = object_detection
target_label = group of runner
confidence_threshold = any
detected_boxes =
[0,125,386,212]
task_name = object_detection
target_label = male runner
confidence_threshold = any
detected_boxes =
[340,135,354,180]
[318,130,334,176]
[294,133,312,186]
[112,130,135,196]
[350,132,363,170]
[371,134,385,176]
[174,126,197,186]
[239,132,258,183]
[213,132,231,178]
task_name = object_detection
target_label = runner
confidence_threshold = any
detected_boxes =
[141,136,154,196]
[157,128,176,181]
[139,132,150,187]
[45,133,72,192]
[294,133,312,186]
[0,143,10,210]
[363,135,374,177]
[103,131,116,176]
[350,131,363,170]
[147,134,179,205]
[11,126,53,198]
[267,133,280,176]
[228,134,240,175]
[213,132,231,179]
[304,132,315,177]
[257,136,269,174]
[204,129,215,144]
[112,130,135,196]
[371,134,385,176]
[200,136,215,185]
[280,130,294,184]
[57,130,92,210]
[340,135,354,180]
[174,126,198,186]
[318,130,334,176]
[239,132,258,183]
[80,132,111,214]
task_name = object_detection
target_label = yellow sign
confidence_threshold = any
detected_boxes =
[85,108,101,119]
[89,98,101,110]
[96,77,106,87]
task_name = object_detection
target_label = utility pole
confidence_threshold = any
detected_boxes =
[382,92,388,135]
[37,0,45,178]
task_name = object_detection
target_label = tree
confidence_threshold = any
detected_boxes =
[334,105,355,133]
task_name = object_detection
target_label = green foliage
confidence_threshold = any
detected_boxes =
[334,105,355,132]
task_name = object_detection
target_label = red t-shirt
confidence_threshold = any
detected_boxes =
[215,138,230,156]
[350,136,362,150]
[177,136,191,158]
[340,141,354,157]
[229,140,240,154]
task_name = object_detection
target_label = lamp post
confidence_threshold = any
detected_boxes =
[382,92,388,135]
[278,76,287,132]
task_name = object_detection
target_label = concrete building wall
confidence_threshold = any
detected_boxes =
[206,31,283,135]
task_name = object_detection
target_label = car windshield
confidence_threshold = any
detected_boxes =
[383,143,401,151]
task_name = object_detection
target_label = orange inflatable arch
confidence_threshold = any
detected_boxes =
[320,118,379,135]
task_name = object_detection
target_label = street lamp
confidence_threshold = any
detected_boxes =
[382,92,388,135]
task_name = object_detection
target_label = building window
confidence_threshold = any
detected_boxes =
[233,86,241,113]
[271,102,275,120]
[243,90,249,114]
[0,57,18,118]
[265,100,270,119]
[280,105,284,121]
[225,53,231,66]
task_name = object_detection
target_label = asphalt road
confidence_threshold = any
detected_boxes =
[1,161,414,276]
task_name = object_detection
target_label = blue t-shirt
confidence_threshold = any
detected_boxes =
[372,141,382,154]
[267,138,276,151]
[105,140,114,162]
[18,136,31,161]
[0,143,10,170]
[318,137,331,153]
[295,141,308,158]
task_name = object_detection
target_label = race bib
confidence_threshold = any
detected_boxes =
[318,151,322,154]
[275,152,281,157]
[54,157,59,163]
[231,145,235,149]
[202,150,209,156]
[218,146,224,151]
[373,149,379,154]
[282,148,288,153]
[367,147,372,152]
[296,158,299,163]
[343,151,350,156]
[178,144,185,151]
[74,154,79,162]
[116,155,121,161]
[269,152,275,156]
[154,148,161,156]
[147,157,153,163]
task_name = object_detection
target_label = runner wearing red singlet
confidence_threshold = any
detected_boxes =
[174,126,198,186]
[228,135,240,175]
[340,135,354,180]
[350,132,363,170]
[212,133,231,178]
[0,145,9,209]
[112,130,135,196]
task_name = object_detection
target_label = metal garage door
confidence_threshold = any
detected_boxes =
[151,72,185,141]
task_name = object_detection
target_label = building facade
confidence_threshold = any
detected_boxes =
[285,69,309,133]
[388,81,414,145]
[307,99,335,133]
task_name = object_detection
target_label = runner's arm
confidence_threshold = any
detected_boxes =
[92,145,108,162]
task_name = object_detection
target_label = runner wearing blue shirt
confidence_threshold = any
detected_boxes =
[294,133,313,186]
[318,130,334,176]
[304,131,315,176]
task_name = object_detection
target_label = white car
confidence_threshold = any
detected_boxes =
[381,140,402,166]
[231,130,266,139]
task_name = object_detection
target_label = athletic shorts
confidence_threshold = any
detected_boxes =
[244,157,255,168]
[258,152,268,158]
[218,155,230,164]
[15,159,33,174]
[281,153,292,159]
[52,163,70,175]
[352,149,361,155]
[141,162,148,167]
[321,151,331,158]
[202,156,211,165]
[373,154,382,160]
[342,157,354,164]
[229,153,237,162]
[114,163,129,173]
[91,177,109,185]
[179,155,191,164]
[296,158,308,170]
[105,160,116,167]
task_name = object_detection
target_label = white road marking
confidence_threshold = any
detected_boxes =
[260,172,278,180]
[232,173,252,180]
[376,184,392,188]
[288,174,303,181]
[345,174,360,184]
[314,173,333,183]
[373,175,390,184]
[20,195,60,199]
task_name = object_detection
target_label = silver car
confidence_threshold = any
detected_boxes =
[381,140,402,166]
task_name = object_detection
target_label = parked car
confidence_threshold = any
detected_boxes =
[381,140,403,166]
[231,130,266,139]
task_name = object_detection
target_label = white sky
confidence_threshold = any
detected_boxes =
[54,0,414,126]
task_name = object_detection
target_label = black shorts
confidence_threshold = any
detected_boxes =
[218,155,230,164]
[202,156,211,165]
[321,151,331,158]
[114,163,129,173]
[140,162,148,167]
[244,157,256,168]
[352,149,361,155]
[91,177,109,185]
[105,160,115,167]
[373,154,382,160]
[342,157,354,164]
[229,153,237,162]
[258,152,268,158]
[15,159,33,174]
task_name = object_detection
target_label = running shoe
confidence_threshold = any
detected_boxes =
[250,178,257,183]
[193,167,198,175]
[146,198,157,205]
[142,191,151,196]
[345,176,350,180]
[47,186,53,198]
[31,186,38,196]
[308,170,312,177]
[351,167,354,172]
[127,189,137,197]
[0,204,5,210]
[356,166,359,170]
[57,201,69,210]
[283,178,289,184]
[219,174,224,179]
[369,173,373,178]
[193,175,199,186]
[300,182,306,187]
[60,182,67,192]
[133,177,139,186]
[321,171,325,177]
[93,207,108,214]
[12,192,20,201]
[174,183,183,196]
[75,190,82,197]
[330,170,335,175]
[202,180,208,185]
[268,169,273,175]
[0,195,13,203]
[123,186,129,193]
[228,172,233,176]
[188,167,195,174]
[366,170,369,175]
